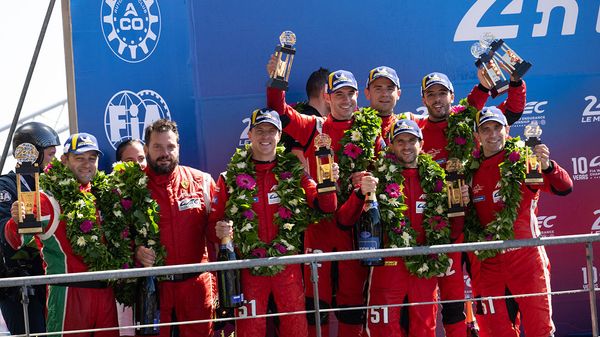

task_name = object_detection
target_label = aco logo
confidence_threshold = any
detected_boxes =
[104,89,171,149]
[101,0,161,63]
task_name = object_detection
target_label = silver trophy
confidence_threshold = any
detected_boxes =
[471,39,509,98]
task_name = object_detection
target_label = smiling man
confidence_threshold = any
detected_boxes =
[135,119,217,337]
[4,132,121,337]
[469,107,572,337]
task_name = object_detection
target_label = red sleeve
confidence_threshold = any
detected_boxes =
[539,160,573,196]
[335,190,365,228]
[207,174,228,244]
[300,174,337,213]
[266,87,318,147]
[466,85,490,111]
[496,80,526,125]
[4,218,23,250]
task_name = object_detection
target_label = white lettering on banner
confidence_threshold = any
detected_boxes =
[591,209,600,233]
[523,101,547,114]
[104,90,171,150]
[538,215,556,237]
[582,96,600,124]
[582,266,599,290]
[239,118,251,146]
[415,106,428,116]
[454,0,582,41]
[571,156,600,181]
[101,0,161,63]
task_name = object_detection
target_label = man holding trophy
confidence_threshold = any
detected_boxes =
[211,108,339,337]
[0,122,59,335]
[467,107,572,337]
[266,37,382,335]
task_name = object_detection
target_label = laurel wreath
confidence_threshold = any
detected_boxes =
[337,107,381,203]
[446,98,479,162]
[373,152,452,278]
[224,145,318,276]
[40,159,166,305]
[464,138,527,260]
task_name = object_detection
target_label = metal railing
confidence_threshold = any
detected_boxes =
[1,233,599,337]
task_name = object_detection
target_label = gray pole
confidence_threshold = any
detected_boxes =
[586,243,599,337]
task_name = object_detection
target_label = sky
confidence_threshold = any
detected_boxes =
[0,1,70,174]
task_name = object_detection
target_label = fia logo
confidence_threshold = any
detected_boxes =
[582,96,600,123]
[101,0,161,63]
[104,90,171,149]
[454,0,586,41]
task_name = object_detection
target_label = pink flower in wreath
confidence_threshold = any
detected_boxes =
[43,163,53,173]
[243,210,255,220]
[451,105,466,113]
[454,137,466,145]
[121,228,130,239]
[122,263,130,269]
[280,171,293,180]
[392,226,403,234]
[343,143,363,160]
[428,254,439,260]
[472,149,481,159]
[485,234,494,241]
[274,243,288,254]
[385,183,401,198]
[434,220,448,231]
[434,180,444,193]
[278,207,292,220]
[508,151,521,163]
[120,199,133,211]
[236,174,256,190]
[252,247,267,258]
[79,220,93,233]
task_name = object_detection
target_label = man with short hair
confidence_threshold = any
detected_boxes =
[211,108,339,337]
[135,119,217,337]
[267,57,381,336]
[0,122,59,335]
[364,66,402,143]
[468,107,572,337]
[5,132,120,337]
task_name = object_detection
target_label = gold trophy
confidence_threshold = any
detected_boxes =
[471,41,509,98]
[445,158,466,218]
[14,143,43,234]
[314,133,336,193]
[524,121,544,185]
[267,31,296,91]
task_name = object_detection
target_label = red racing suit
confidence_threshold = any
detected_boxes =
[209,160,337,337]
[470,152,572,337]
[267,87,378,337]
[144,165,218,337]
[5,187,118,337]
[367,168,438,337]
[401,80,526,337]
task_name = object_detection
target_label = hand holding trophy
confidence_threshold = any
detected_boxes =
[524,121,544,185]
[14,143,43,234]
[267,31,296,91]
[314,133,336,193]
[471,32,532,97]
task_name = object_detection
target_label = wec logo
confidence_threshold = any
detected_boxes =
[104,89,171,149]
[454,0,593,41]
[101,0,161,63]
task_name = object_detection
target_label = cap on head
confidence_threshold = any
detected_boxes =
[367,66,400,88]
[63,133,103,156]
[476,106,507,128]
[421,72,454,97]
[390,119,423,142]
[250,108,282,131]
[327,70,358,93]
[12,122,60,153]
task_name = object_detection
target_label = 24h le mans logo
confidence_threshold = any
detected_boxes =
[101,0,161,63]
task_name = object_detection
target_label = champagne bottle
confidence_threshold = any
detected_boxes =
[217,236,243,309]
[466,299,480,337]
[134,275,160,335]
[356,192,384,266]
